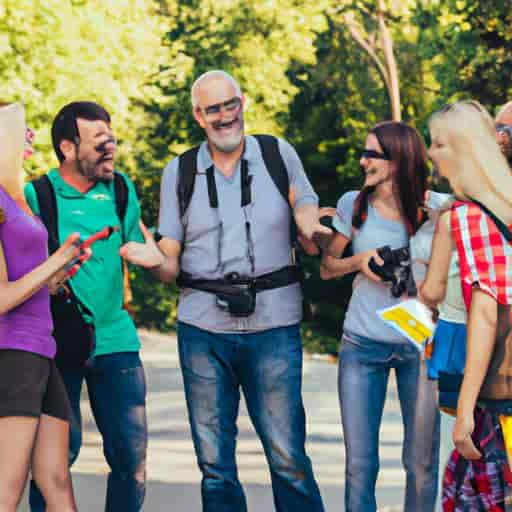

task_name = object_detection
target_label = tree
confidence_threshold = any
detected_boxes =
[413,0,512,112]
[337,0,402,121]
[0,0,165,177]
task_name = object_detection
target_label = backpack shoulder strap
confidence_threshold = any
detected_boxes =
[253,134,298,245]
[31,175,59,254]
[253,134,289,205]
[113,171,129,222]
[177,145,201,218]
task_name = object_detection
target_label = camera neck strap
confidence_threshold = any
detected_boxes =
[205,158,256,274]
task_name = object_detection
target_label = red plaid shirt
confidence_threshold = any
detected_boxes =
[451,201,512,310]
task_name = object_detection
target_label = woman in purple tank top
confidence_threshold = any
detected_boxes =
[0,103,89,512]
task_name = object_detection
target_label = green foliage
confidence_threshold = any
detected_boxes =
[0,0,164,177]
[413,0,512,112]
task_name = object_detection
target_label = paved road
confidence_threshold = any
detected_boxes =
[20,330,406,511]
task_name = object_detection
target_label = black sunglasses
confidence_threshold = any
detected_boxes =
[361,149,391,161]
[201,97,242,117]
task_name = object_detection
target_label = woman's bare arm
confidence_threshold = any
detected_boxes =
[457,289,497,416]
[0,234,81,314]
[453,288,498,459]
[320,232,383,281]
[420,211,454,307]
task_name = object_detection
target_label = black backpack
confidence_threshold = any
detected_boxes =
[31,172,129,369]
[177,134,297,241]
[175,135,354,317]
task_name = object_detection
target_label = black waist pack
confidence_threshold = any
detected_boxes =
[177,266,301,318]
[51,290,95,370]
[214,283,257,317]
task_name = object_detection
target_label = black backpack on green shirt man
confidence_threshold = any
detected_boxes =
[30,172,128,369]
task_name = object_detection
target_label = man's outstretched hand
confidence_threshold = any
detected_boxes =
[120,221,165,269]
[289,186,335,255]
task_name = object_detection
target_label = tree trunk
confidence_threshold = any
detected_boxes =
[341,1,402,121]
[378,0,401,121]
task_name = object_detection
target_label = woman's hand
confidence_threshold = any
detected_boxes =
[47,268,69,295]
[52,233,92,273]
[54,233,81,266]
[359,249,384,282]
[418,282,441,310]
[453,412,481,460]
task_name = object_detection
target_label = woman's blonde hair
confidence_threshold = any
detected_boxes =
[428,100,512,208]
[0,102,25,198]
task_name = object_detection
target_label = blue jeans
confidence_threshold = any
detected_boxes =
[29,352,148,512]
[178,322,324,512]
[339,334,440,512]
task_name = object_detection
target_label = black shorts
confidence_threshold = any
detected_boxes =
[0,349,71,421]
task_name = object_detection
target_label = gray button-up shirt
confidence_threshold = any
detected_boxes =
[158,135,318,333]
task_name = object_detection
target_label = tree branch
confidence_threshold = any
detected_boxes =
[343,13,390,92]
[377,0,401,120]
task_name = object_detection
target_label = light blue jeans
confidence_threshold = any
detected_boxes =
[339,333,440,512]
[178,321,325,512]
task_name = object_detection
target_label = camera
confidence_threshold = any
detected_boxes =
[368,246,416,298]
[214,272,257,317]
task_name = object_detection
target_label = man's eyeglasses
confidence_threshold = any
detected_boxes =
[361,149,391,161]
[199,97,242,118]
[496,123,512,139]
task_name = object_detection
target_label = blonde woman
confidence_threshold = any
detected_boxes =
[423,100,512,511]
[0,103,87,512]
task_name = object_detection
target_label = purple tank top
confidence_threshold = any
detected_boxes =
[0,185,55,358]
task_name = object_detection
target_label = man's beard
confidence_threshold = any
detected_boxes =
[77,157,113,183]
[499,141,512,170]
[210,133,244,153]
[209,116,244,153]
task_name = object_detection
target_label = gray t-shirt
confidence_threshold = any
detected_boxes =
[333,190,409,343]
[158,135,318,333]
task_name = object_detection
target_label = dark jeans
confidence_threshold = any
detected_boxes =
[178,321,325,512]
[339,334,440,512]
[29,352,148,512]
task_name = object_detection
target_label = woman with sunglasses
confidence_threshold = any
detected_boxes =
[0,103,89,512]
[423,101,512,511]
[321,121,440,511]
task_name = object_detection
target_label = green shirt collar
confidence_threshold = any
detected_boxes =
[47,168,115,199]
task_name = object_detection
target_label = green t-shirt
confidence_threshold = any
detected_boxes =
[25,169,144,356]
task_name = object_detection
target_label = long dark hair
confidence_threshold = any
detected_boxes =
[352,121,429,235]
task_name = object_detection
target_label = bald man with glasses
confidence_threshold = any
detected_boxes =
[121,70,328,512]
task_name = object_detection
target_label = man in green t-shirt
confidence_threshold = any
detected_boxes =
[25,102,147,512]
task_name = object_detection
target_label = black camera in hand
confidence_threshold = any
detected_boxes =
[368,246,416,298]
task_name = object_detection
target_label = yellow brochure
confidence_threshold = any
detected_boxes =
[377,299,435,350]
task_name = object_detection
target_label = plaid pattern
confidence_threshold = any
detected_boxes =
[442,407,510,511]
[451,201,512,310]
[444,201,512,511]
